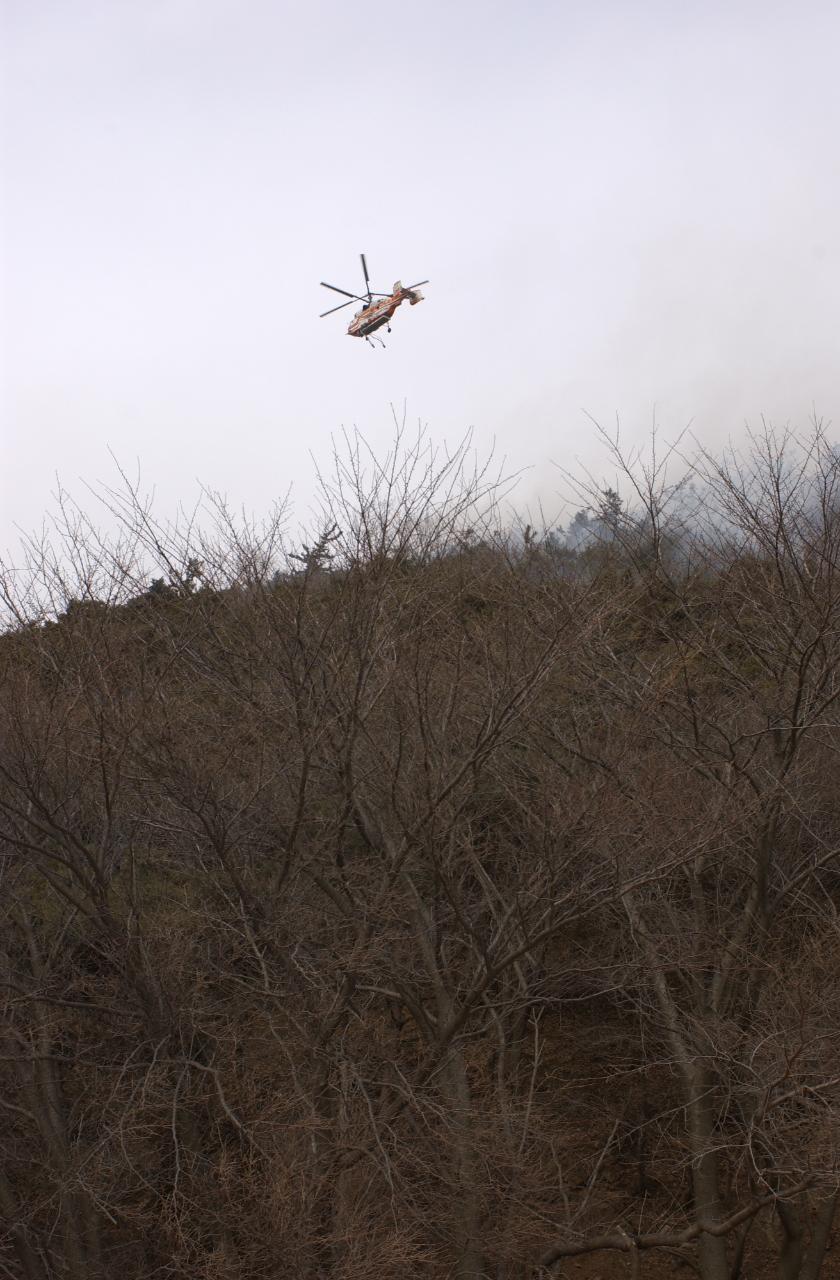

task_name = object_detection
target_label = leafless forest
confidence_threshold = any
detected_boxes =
[2,426,840,1280]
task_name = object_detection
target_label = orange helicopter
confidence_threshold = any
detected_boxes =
[320,254,428,346]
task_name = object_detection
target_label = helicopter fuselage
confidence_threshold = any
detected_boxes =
[347,282,424,338]
[320,257,428,342]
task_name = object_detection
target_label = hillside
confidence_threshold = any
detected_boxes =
[2,428,840,1280]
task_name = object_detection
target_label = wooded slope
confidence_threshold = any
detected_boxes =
[2,428,840,1280]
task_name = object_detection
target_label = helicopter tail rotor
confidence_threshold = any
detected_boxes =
[399,280,428,305]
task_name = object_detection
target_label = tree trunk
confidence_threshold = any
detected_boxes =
[444,1047,484,1280]
[777,1199,804,1280]
[689,1076,729,1280]
[799,1191,838,1280]
[0,1168,48,1280]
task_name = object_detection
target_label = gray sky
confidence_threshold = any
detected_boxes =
[3,0,840,549]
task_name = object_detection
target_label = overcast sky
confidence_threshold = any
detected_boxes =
[2,0,840,551]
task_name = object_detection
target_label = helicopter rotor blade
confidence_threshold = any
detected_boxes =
[320,298,357,318]
[405,280,429,290]
[321,282,365,300]
[360,253,372,302]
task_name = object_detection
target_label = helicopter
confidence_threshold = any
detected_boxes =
[320,254,428,346]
